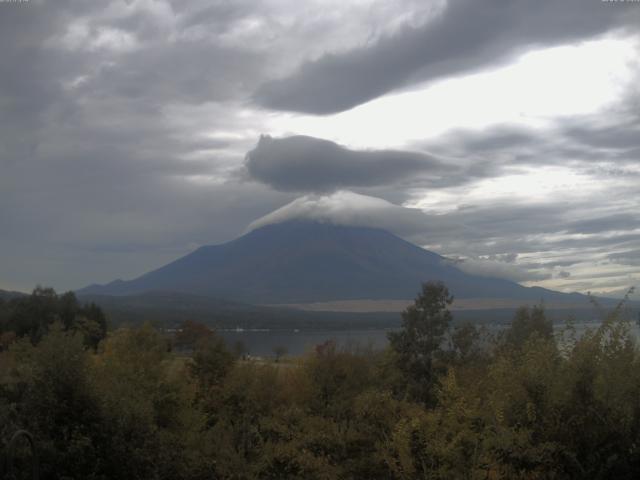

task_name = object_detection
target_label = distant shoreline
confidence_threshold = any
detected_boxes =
[266,297,601,313]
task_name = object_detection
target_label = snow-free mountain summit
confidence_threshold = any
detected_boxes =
[79,221,585,306]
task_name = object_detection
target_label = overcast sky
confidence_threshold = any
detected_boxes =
[1,0,639,297]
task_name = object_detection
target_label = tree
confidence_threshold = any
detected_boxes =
[2,287,107,348]
[504,304,553,350]
[273,345,288,362]
[451,322,482,364]
[190,333,235,392]
[20,324,103,478]
[76,302,108,349]
[388,281,453,404]
[173,319,213,351]
[92,323,204,479]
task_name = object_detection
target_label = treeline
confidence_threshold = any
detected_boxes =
[1,283,639,479]
[0,287,107,349]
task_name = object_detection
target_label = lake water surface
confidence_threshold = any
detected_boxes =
[219,321,640,357]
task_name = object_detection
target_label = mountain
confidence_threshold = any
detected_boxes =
[79,221,587,305]
[0,289,28,301]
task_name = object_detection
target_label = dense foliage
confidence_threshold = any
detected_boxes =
[0,287,107,349]
[1,283,639,479]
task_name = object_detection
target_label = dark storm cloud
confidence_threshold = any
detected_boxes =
[254,0,638,114]
[244,135,449,192]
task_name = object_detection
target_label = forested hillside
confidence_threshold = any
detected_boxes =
[1,285,639,479]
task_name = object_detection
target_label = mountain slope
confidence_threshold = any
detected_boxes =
[79,221,585,304]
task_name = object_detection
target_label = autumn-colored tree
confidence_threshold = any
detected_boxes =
[174,319,213,351]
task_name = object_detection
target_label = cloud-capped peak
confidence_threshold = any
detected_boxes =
[246,190,429,236]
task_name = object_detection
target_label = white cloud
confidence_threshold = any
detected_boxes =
[247,190,430,236]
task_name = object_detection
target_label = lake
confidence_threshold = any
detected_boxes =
[218,328,394,357]
[218,320,640,357]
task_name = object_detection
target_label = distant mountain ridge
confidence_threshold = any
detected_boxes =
[79,221,587,305]
[0,289,28,301]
